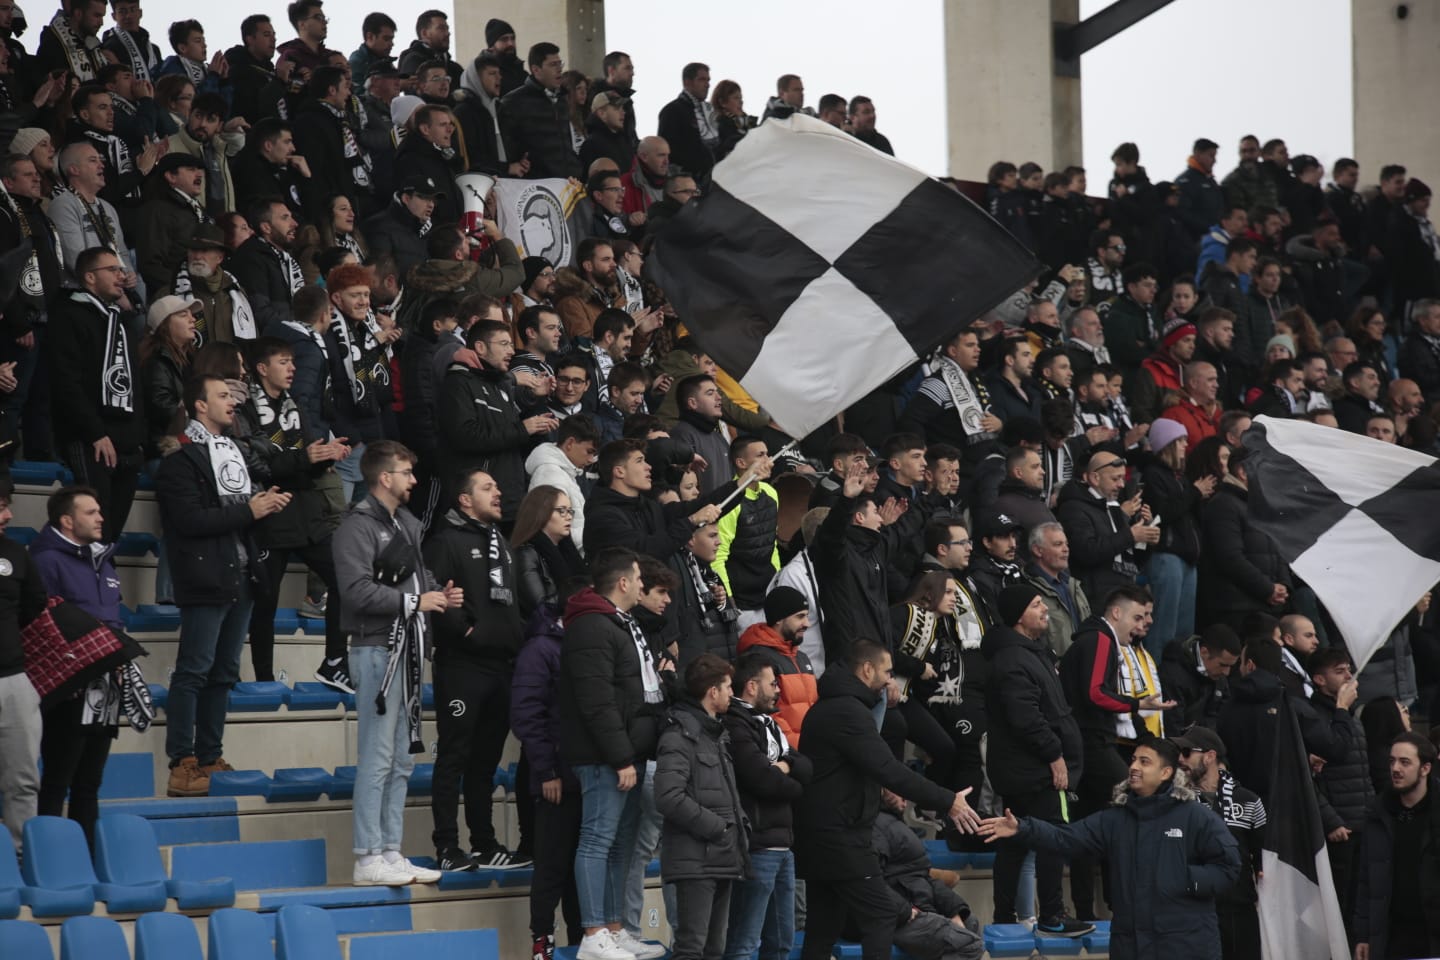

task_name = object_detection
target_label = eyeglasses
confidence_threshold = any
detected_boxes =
[1107,243,1127,252]
[485,339,514,350]
[596,185,624,194]
[553,506,575,517]
[385,468,415,477]
[306,14,329,23]
[91,265,124,274]
[947,539,972,548]
[556,375,588,387]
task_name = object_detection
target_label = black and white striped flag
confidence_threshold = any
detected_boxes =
[1243,415,1440,671]
[648,114,1039,438]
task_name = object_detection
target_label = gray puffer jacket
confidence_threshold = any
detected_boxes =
[654,700,749,883]
[332,494,437,647]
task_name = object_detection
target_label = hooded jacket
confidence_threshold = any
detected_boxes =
[737,622,818,748]
[422,507,523,667]
[453,75,516,177]
[29,525,122,629]
[1216,670,1353,802]
[1158,635,1228,729]
[982,623,1084,797]
[654,700,749,882]
[578,113,635,174]
[990,477,1057,537]
[1056,480,1140,604]
[722,697,811,850]
[1197,481,1291,625]
[331,494,437,648]
[524,443,588,551]
[438,357,528,521]
[510,602,577,792]
[365,199,431,279]
[1015,776,1240,960]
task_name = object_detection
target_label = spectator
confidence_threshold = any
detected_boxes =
[848,95,892,156]
[986,336,1044,424]
[583,438,726,561]
[664,519,740,667]
[1056,450,1157,603]
[323,263,396,498]
[899,329,1002,455]
[1106,145,1156,262]
[391,103,460,223]
[30,486,124,846]
[0,152,61,452]
[103,0,162,81]
[1240,257,1293,370]
[712,436,780,624]
[658,62,718,185]
[347,12,395,81]
[1194,203,1248,285]
[270,284,333,440]
[1065,307,1111,382]
[1200,237,1255,336]
[365,175,439,278]
[513,483,587,624]
[1275,614,1320,698]
[580,90,634,175]
[1101,262,1160,381]
[50,246,147,543]
[49,142,139,288]
[166,92,243,218]
[67,84,156,237]
[1025,521,1090,658]
[1287,216,1349,327]
[1333,360,1385,434]
[164,223,257,345]
[158,375,289,797]
[394,298,458,519]
[733,586,817,750]
[1198,446,1291,629]
[1130,317,1195,424]
[559,548,671,960]
[670,375,730,495]
[721,651,811,960]
[1221,135,1267,212]
[525,414,598,553]
[1305,648,1370,932]
[332,440,453,886]
[1398,299,1440,407]
[231,119,309,223]
[1174,136,1223,241]
[991,446,1056,537]
[966,508,1027,615]
[135,152,209,294]
[1141,417,1212,655]
[886,571,969,789]
[226,14,279,126]
[872,788,983,960]
[981,583,1088,934]
[796,637,977,960]
[1161,623,1241,731]
[1159,361,1221,447]
[771,508,829,677]
[396,10,458,83]
[1388,178,1440,315]
[479,18,524,94]
[1348,305,1393,383]
[228,197,303,331]
[0,474,47,851]
[620,136,671,217]
[454,51,527,178]
[138,295,194,458]
[500,42,579,180]
[275,0,336,75]
[555,239,623,339]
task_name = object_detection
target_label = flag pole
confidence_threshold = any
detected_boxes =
[711,440,800,515]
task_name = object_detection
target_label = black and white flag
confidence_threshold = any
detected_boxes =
[1243,415,1440,671]
[1257,697,1350,960]
[648,114,1038,438]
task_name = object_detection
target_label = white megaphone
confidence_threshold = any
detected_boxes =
[456,173,496,244]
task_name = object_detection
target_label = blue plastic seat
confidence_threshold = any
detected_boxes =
[273,608,302,635]
[328,766,356,800]
[923,839,970,870]
[1036,928,1085,955]
[407,763,434,796]
[288,682,342,711]
[209,770,275,799]
[0,918,54,959]
[1081,920,1111,953]
[0,845,23,919]
[116,531,160,557]
[95,814,234,910]
[11,460,66,486]
[268,768,333,802]
[19,816,98,917]
[136,912,204,960]
[208,907,276,960]
[983,922,1040,957]
[60,916,129,960]
[491,763,518,792]
[171,838,326,892]
[97,752,156,800]
[6,526,38,546]
[349,928,500,960]
[274,904,342,960]
[147,683,169,709]
[229,681,290,711]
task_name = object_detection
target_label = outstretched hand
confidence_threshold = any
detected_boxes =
[976,808,1020,844]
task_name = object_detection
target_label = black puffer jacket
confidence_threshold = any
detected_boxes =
[1159,636,1228,729]
[234,391,336,551]
[365,199,431,280]
[1055,480,1140,603]
[514,535,585,624]
[982,624,1084,797]
[582,483,742,562]
[721,698,812,850]
[654,701,748,883]
[1311,692,1373,833]
[422,508,524,669]
[1355,781,1440,960]
[665,549,739,668]
[718,487,779,609]
[1217,670,1354,802]
[140,347,186,456]
[390,135,460,225]
[438,359,527,521]
[1140,459,1202,564]
[499,77,581,180]
[1197,481,1290,625]
[873,807,971,918]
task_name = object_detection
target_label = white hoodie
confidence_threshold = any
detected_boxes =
[524,442,587,552]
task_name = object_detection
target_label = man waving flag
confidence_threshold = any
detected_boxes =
[648,114,1039,439]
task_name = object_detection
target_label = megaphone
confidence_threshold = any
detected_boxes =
[456,172,496,242]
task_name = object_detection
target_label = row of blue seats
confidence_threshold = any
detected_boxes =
[983,921,1111,956]
[0,905,501,960]
[144,678,428,713]
[7,527,159,557]
[207,761,519,803]
[125,605,326,634]
[922,840,996,871]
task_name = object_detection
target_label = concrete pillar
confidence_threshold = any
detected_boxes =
[1353,0,1440,187]
[943,0,1081,180]
[453,0,606,79]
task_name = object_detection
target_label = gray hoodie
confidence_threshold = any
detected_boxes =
[332,493,437,647]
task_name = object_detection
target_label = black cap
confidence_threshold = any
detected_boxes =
[1173,726,1226,760]
[976,509,1023,539]
[155,152,204,176]
[399,174,445,199]
[366,61,408,80]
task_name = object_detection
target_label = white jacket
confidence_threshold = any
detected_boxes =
[770,548,826,677]
[525,442,587,553]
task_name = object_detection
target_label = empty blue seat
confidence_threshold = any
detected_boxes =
[11,460,66,485]
[268,768,333,802]
[349,928,500,960]
[208,907,275,960]
[20,816,98,917]
[407,763,434,796]
[6,526,38,546]
[491,763,518,792]
[1035,929,1085,955]
[116,532,160,557]
[171,838,326,892]
[0,845,23,919]
[60,916,129,960]
[923,839,969,870]
[229,681,290,711]
[969,851,995,869]
[328,766,356,800]
[95,814,234,910]
[147,683,169,709]
[97,752,156,800]
[209,770,275,799]
[136,912,204,960]
[0,919,54,959]
[1081,920,1111,953]
[421,683,434,709]
[273,608,301,635]
[274,904,342,960]
[983,923,1039,957]
[288,682,342,711]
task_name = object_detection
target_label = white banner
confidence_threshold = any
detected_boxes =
[491,177,585,268]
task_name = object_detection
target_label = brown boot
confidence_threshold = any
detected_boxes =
[199,758,235,777]
[167,757,210,797]
[930,867,962,888]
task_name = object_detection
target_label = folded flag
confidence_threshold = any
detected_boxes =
[648,114,1039,438]
[487,176,586,268]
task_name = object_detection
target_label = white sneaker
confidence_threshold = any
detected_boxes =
[576,929,631,960]
[394,858,442,884]
[613,929,667,959]
[353,858,415,886]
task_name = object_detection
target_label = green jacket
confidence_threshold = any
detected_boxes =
[1027,565,1092,658]
[1101,294,1156,377]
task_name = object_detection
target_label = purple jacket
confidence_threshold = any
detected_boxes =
[29,525,123,630]
[510,603,577,792]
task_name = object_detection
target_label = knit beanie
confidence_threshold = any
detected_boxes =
[998,583,1043,629]
[1162,317,1197,349]
[10,128,48,158]
[1404,178,1431,203]
[763,586,808,626]
[485,18,515,48]
[522,256,552,291]
[1149,417,1189,454]
[1265,333,1296,357]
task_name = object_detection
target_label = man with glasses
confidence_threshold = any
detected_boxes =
[277,0,336,75]
[1085,228,1125,306]
[501,41,580,180]
[412,60,452,106]
[583,169,639,243]
[664,172,700,205]
[1056,450,1158,603]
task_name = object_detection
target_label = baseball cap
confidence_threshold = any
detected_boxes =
[399,174,446,199]
[146,295,201,333]
[1173,726,1226,760]
[975,510,1023,539]
[590,90,629,113]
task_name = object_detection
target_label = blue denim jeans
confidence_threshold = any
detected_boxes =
[625,759,675,936]
[144,460,174,603]
[1015,850,1036,920]
[164,583,252,763]
[1144,552,1197,660]
[336,441,366,503]
[352,644,415,855]
[722,848,795,960]
[575,762,645,928]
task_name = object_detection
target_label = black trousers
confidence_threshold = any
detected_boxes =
[881,700,957,799]
[804,873,900,960]
[928,700,986,799]
[529,787,582,942]
[249,539,344,679]
[1216,900,1261,960]
[1070,735,1129,919]
[63,441,139,545]
[671,877,732,960]
[1328,833,1361,939]
[430,659,510,852]
[516,749,535,853]
[37,697,112,848]
[993,788,1067,924]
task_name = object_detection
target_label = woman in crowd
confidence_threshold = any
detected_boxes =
[1347,305,1392,382]
[886,571,962,793]
[513,485,587,623]
[710,80,751,161]
[1140,418,1215,659]
[153,75,195,136]
[559,70,588,157]
[139,298,198,605]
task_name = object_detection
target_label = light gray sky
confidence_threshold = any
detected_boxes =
[25,0,1355,183]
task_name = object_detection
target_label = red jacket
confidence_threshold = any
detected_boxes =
[736,623,817,749]
[1159,397,1220,447]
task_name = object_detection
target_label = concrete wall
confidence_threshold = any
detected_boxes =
[1353,0,1440,187]
[943,0,1082,179]
[453,0,607,80]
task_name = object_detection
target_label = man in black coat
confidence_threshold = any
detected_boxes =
[1307,648,1371,932]
[499,42,579,180]
[1197,448,1292,630]
[228,197,303,333]
[579,91,634,175]
[157,375,290,797]
[664,523,739,668]
[391,104,461,225]
[796,638,978,960]
[365,176,438,280]
[582,438,731,561]
[423,469,526,870]
[453,52,526,178]
[656,62,718,185]
[1055,451,1158,604]
[1398,299,1440,408]
[981,583,1090,935]
[292,66,375,222]
[1158,625,1241,729]
[722,653,812,960]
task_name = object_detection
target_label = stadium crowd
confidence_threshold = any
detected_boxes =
[1,2,1439,960]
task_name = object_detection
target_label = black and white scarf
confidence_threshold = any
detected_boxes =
[176,56,207,87]
[329,309,392,405]
[171,265,257,342]
[336,231,364,261]
[105,27,156,81]
[249,381,304,450]
[477,519,514,604]
[936,355,996,445]
[683,549,728,631]
[174,187,208,224]
[619,608,664,703]
[323,101,373,191]
[75,292,132,413]
[283,318,329,360]
[81,661,154,730]
[373,518,428,753]
[184,419,253,500]
[73,189,119,253]
[3,193,62,311]
[81,129,139,203]
[682,89,718,147]
[264,239,305,293]
[47,11,105,82]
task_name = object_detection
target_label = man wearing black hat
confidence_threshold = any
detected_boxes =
[966,509,1026,614]
[365,174,440,279]
[1176,725,1266,960]
[980,582,1090,935]
[483,18,525,95]
[135,151,210,294]
[163,223,258,345]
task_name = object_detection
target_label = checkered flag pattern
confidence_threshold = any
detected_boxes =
[648,114,1038,439]
[1244,415,1440,671]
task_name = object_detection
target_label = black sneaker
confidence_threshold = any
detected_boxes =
[437,847,478,872]
[471,845,533,870]
[1036,917,1095,938]
[314,656,355,695]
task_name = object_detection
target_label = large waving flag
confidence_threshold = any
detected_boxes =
[647,114,1039,438]
[1257,697,1350,960]
[1243,415,1440,671]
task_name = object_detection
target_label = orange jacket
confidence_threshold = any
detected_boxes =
[737,623,818,749]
